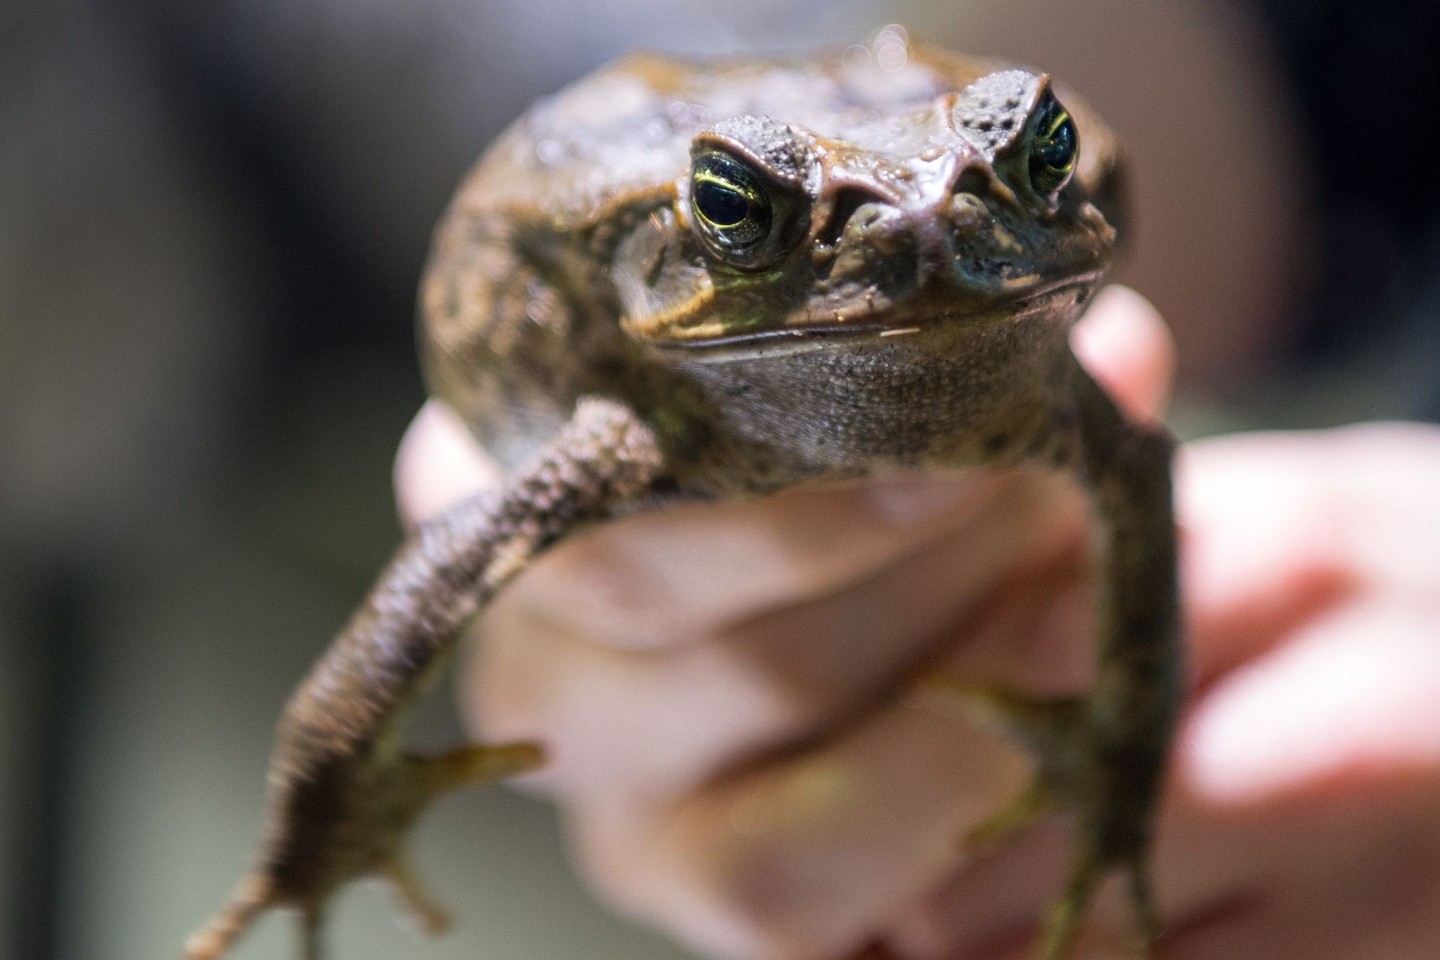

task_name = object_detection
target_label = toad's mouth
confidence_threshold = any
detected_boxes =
[652,275,1099,362]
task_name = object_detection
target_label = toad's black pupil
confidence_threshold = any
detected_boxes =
[1038,116,1076,169]
[696,180,749,226]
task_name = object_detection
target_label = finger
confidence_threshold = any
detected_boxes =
[880,572,1107,960]
[1181,601,1440,807]
[559,548,1109,960]
[466,473,1091,798]
[1070,285,1176,424]
[1177,422,1440,681]
[475,469,1020,656]
[893,596,1440,960]
[1162,828,1440,960]
[394,399,505,527]
[567,672,1035,960]
[396,398,1021,650]
[1167,632,1440,960]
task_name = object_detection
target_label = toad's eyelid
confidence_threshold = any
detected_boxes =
[692,167,754,198]
[1040,105,1072,142]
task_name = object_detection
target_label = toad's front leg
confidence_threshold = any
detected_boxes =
[934,357,1180,959]
[184,398,665,960]
[1040,357,1181,956]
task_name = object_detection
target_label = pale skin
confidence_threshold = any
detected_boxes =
[396,286,1440,960]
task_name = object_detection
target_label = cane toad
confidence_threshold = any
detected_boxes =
[187,31,1178,960]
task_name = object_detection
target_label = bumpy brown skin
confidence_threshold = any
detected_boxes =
[187,40,1179,960]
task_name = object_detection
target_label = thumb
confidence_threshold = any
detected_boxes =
[1070,285,1176,424]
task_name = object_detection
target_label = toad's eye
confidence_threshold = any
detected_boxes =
[690,152,776,263]
[1027,93,1078,198]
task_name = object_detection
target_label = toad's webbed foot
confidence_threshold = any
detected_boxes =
[183,742,543,960]
[1040,837,1161,960]
[927,679,1163,959]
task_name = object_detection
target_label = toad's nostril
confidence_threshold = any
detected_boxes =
[946,191,988,231]
[819,187,891,246]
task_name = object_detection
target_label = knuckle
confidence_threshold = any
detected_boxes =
[571,794,848,960]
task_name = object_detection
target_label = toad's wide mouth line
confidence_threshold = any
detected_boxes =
[653,276,1098,362]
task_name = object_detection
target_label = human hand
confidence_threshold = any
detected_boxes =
[394,288,1440,960]
[861,420,1440,960]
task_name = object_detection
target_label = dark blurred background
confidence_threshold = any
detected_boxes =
[2,1,1437,958]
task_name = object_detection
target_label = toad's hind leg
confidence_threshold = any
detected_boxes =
[184,398,667,960]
